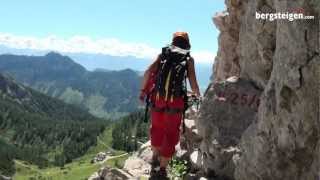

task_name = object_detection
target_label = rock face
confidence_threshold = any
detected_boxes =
[88,143,152,180]
[123,141,152,178]
[197,76,262,179]
[212,5,241,83]
[88,167,133,180]
[179,103,204,174]
[0,74,31,101]
[234,0,320,179]
[0,175,12,180]
[199,0,320,179]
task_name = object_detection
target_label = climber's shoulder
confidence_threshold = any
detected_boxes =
[187,56,195,67]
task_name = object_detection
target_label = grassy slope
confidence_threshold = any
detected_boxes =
[13,126,129,180]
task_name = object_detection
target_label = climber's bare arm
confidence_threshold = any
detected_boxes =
[187,57,201,97]
[140,55,161,91]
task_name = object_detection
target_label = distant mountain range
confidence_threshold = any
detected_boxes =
[0,45,212,92]
[0,73,106,175]
[0,52,141,119]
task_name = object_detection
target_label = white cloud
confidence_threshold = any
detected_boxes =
[192,51,216,64]
[0,32,215,63]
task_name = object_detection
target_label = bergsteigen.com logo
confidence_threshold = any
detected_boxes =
[256,7,315,21]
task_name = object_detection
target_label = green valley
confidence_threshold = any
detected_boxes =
[10,111,150,180]
[0,53,149,179]
[0,73,108,177]
[12,127,130,180]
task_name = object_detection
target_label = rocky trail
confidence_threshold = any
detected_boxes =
[87,106,202,180]
[88,142,151,180]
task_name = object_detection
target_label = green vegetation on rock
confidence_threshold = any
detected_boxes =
[169,158,188,179]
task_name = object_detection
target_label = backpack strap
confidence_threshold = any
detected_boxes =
[182,54,191,134]
[144,94,151,123]
[160,46,170,60]
[144,51,166,123]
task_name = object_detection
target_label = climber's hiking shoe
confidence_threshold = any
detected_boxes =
[149,167,169,180]
[150,156,160,177]
[157,167,169,180]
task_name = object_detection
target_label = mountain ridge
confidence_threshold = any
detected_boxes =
[0,53,141,119]
[0,46,212,92]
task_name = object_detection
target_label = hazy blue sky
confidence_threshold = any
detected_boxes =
[0,0,225,60]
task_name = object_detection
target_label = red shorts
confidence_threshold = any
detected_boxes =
[150,96,184,158]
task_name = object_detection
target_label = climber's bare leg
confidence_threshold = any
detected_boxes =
[160,156,170,168]
[151,146,160,161]
[150,146,161,177]
[152,146,160,157]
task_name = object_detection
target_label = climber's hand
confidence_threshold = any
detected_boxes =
[191,91,201,99]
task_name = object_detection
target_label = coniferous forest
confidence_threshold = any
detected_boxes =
[0,74,108,176]
[0,54,150,178]
[112,111,149,152]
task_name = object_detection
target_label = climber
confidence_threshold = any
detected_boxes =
[139,32,201,179]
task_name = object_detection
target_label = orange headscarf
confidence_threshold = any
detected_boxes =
[173,32,190,43]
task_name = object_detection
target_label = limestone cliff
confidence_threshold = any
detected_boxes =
[196,0,320,179]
